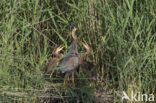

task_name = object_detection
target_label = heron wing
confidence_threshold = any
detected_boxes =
[59,54,77,65]
[58,55,78,73]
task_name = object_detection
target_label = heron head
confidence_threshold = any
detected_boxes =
[80,40,90,50]
[71,24,77,33]
[54,45,64,54]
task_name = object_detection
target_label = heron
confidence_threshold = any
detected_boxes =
[79,40,96,82]
[58,24,79,84]
[45,45,64,77]
[79,40,91,64]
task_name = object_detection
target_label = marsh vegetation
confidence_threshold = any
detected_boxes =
[0,0,156,103]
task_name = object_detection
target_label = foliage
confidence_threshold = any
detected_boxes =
[0,0,155,102]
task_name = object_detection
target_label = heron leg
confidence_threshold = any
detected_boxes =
[64,73,69,85]
[64,77,70,85]
[64,78,67,85]
[71,72,75,85]
[50,70,54,78]
[79,66,82,74]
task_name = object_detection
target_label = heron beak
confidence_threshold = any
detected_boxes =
[57,45,64,52]
[74,27,77,31]
[80,40,89,49]
[80,41,85,45]
[59,45,65,49]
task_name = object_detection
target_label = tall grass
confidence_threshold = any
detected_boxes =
[0,0,156,103]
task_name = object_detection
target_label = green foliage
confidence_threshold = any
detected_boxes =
[0,0,156,102]
[64,87,94,103]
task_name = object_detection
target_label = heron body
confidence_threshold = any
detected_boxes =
[59,54,79,74]
[60,31,79,74]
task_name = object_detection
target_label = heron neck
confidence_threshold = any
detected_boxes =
[79,49,90,64]
[54,52,63,58]
[68,38,78,55]
[72,31,77,40]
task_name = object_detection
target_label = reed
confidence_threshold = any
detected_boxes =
[0,0,155,102]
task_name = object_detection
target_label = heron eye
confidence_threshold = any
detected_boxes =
[71,24,76,31]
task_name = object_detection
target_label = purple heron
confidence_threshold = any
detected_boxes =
[79,40,91,64]
[46,45,64,77]
[58,24,79,84]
